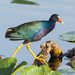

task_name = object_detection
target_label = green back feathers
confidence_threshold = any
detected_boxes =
[6,21,48,41]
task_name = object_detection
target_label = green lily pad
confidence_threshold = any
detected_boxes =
[39,65,51,75]
[59,31,75,43]
[11,0,39,5]
[0,57,17,75]
[48,71,62,75]
[12,61,27,74]
[20,65,43,75]
[58,69,75,74]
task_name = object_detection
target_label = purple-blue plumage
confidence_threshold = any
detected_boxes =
[32,20,56,41]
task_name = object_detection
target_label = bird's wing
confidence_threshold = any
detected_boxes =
[6,21,47,41]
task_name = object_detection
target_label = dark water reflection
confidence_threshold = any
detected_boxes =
[11,0,39,5]
[48,57,62,71]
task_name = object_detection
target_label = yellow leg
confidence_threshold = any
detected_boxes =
[26,42,48,65]
[38,54,45,58]
[26,42,36,58]
[12,44,24,58]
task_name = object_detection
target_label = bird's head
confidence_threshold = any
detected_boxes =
[50,14,64,24]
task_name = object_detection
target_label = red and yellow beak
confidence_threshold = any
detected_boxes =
[58,18,64,24]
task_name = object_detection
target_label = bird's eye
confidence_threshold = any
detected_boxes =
[56,17,58,20]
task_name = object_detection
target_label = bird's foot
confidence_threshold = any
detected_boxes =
[33,55,48,65]
[38,54,45,58]
[26,42,48,65]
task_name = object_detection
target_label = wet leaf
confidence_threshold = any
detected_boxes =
[58,69,75,74]
[59,31,75,43]
[20,65,43,75]
[39,65,51,75]
[0,57,17,75]
[11,0,39,5]
[48,71,62,75]
[12,61,27,75]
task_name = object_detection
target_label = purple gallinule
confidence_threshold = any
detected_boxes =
[5,14,64,65]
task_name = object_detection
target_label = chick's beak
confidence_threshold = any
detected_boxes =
[58,18,64,24]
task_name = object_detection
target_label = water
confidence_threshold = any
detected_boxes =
[0,0,75,75]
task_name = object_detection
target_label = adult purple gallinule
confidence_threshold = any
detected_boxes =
[5,14,64,65]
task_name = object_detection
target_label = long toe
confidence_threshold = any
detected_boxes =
[33,56,48,65]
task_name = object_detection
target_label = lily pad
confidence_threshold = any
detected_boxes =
[58,69,75,74]
[12,61,27,75]
[48,71,62,75]
[0,57,17,75]
[20,65,43,75]
[11,0,39,5]
[39,65,51,75]
[59,31,75,43]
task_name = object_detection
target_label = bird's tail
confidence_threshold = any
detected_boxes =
[5,27,15,38]
[5,27,24,41]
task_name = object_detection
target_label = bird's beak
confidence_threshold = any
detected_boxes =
[58,18,64,24]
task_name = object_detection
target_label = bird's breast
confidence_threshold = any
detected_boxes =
[31,27,50,41]
[31,22,55,41]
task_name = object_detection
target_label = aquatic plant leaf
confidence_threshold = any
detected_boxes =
[0,57,17,75]
[11,0,39,5]
[48,71,62,75]
[39,65,51,75]
[12,61,27,75]
[20,65,43,75]
[59,31,75,43]
[58,69,75,74]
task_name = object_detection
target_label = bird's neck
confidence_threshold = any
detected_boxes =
[48,19,56,32]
